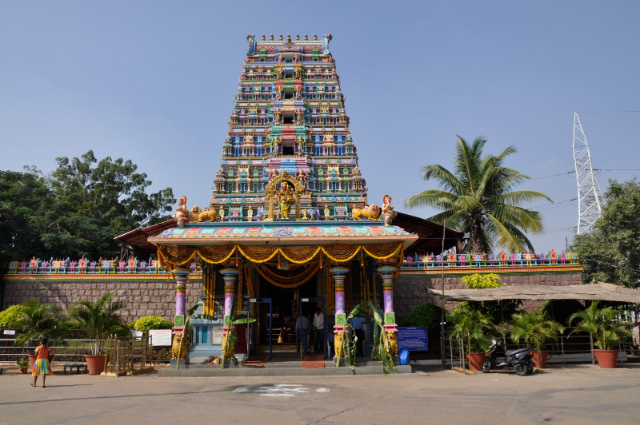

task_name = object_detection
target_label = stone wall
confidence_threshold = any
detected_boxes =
[2,279,203,322]
[394,272,584,322]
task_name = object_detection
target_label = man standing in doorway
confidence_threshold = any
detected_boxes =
[295,312,310,358]
[313,307,324,353]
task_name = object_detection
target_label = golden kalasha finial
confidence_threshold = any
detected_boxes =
[261,34,266,40]
[287,34,291,41]
[313,34,318,40]
[270,34,274,40]
[296,34,300,41]
[304,35,308,41]
[279,34,283,41]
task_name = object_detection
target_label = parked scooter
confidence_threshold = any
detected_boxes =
[482,339,535,376]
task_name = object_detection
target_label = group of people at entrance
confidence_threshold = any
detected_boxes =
[295,308,324,358]
[295,308,366,359]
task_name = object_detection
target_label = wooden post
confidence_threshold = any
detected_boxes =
[460,338,466,376]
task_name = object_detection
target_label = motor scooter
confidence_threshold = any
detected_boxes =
[482,338,534,376]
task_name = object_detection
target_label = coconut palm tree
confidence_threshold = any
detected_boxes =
[404,136,552,252]
[68,292,129,355]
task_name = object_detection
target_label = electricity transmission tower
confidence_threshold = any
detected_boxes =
[573,112,603,234]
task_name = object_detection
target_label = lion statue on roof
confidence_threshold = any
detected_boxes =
[352,204,381,221]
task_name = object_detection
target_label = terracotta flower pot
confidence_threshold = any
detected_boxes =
[465,352,486,371]
[20,368,28,374]
[85,355,107,375]
[594,349,618,368]
[532,350,550,369]
[27,354,36,370]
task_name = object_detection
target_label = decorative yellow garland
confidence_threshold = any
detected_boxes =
[254,261,321,289]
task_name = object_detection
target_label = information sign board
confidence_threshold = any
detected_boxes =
[397,327,428,351]
[149,329,172,346]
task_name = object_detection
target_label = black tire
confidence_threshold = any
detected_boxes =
[482,360,492,373]
[527,364,534,375]
[515,364,528,376]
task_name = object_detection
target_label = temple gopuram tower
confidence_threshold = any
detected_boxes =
[150,34,417,365]
[211,33,366,221]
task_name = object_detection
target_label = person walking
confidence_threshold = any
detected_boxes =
[295,312,310,358]
[32,337,52,388]
[349,314,365,357]
[632,321,640,356]
[313,308,324,353]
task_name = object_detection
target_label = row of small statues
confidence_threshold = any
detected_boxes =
[404,250,580,268]
[8,257,201,275]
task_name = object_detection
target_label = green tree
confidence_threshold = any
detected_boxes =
[44,150,175,258]
[13,299,69,348]
[571,178,640,287]
[404,136,552,252]
[568,301,630,350]
[0,168,52,267]
[0,151,175,266]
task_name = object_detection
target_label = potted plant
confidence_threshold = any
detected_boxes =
[510,310,565,369]
[16,358,29,374]
[11,299,68,368]
[568,301,631,368]
[69,292,129,375]
[448,303,495,371]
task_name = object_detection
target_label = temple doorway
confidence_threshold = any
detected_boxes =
[255,272,319,357]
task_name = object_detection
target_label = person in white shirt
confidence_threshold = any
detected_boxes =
[313,307,324,353]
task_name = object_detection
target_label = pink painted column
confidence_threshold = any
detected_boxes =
[329,266,349,334]
[172,266,189,334]
[219,267,239,333]
[376,265,398,333]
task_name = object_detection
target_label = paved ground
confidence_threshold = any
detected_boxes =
[1,364,639,424]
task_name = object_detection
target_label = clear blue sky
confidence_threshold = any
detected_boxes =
[1,1,639,251]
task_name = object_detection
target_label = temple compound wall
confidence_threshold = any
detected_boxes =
[1,277,202,322]
[2,270,583,323]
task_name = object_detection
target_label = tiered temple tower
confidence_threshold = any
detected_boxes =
[210,34,367,221]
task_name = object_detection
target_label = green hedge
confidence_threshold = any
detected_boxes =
[132,316,174,332]
[400,303,442,330]
[0,305,24,329]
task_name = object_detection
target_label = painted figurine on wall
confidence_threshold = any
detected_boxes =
[381,194,398,227]
[278,182,292,219]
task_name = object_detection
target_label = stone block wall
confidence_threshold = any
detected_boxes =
[394,272,584,322]
[2,279,203,322]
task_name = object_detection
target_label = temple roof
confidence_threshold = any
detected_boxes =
[147,220,417,248]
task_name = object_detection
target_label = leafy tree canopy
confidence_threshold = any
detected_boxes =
[571,178,640,287]
[405,136,552,252]
[0,151,175,268]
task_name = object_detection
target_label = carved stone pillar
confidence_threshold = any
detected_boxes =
[219,267,239,333]
[172,266,189,334]
[329,266,349,330]
[377,265,398,333]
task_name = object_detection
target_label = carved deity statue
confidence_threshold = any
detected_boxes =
[381,195,398,227]
[278,182,292,219]
[173,196,190,228]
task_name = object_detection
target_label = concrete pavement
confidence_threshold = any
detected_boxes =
[1,364,639,424]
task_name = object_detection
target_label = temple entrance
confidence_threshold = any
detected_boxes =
[255,271,319,358]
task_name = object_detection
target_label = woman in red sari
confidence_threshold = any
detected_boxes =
[32,337,52,388]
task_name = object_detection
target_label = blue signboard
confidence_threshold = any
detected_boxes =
[397,327,428,351]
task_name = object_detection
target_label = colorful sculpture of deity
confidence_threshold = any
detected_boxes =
[174,196,190,228]
[278,182,292,219]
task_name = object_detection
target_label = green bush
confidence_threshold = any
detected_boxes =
[0,305,24,329]
[133,316,174,332]
[400,303,442,330]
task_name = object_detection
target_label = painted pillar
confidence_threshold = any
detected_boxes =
[329,265,350,358]
[219,267,239,333]
[172,266,189,334]
[377,265,398,333]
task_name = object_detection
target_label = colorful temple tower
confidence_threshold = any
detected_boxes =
[211,33,366,222]
[150,34,417,365]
